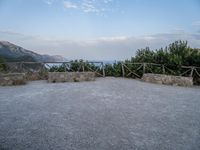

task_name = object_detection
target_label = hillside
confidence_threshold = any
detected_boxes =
[0,41,66,62]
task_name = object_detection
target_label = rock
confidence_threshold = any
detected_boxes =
[48,72,95,83]
[0,73,26,86]
[142,73,193,87]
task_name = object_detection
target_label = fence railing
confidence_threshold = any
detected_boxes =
[1,62,200,79]
[121,63,200,78]
[0,61,105,77]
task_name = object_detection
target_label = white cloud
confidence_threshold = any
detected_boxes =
[81,2,98,13]
[44,0,55,5]
[1,30,200,60]
[192,21,200,33]
[0,30,37,40]
[43,0,116,15]
[192,21,200,26]
[98,36,127,41]
[61,0,115,14]
[143,36,156,40]
[63,1,78,9]
[103,0,113,3]
[0,30,24,36]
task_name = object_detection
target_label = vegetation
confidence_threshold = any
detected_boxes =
[48,40,200,77]
[0,55,36,62]
[49,40,200,84]
[49,60,100,72]
[128,41,200,84]
[104,62,122,77]
[0,55,7,71]
[129,41,200,67]
[104,41,200,77]
[1,40,200,83]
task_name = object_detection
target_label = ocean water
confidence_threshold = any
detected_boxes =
[44,60,117,68]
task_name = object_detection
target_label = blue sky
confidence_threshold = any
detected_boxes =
[0,0,200,60]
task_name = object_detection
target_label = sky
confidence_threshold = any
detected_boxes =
[0,0,200,60]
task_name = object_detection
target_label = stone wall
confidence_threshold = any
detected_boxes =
[48,72,95,83]
[142,73,193,87]
[25,71,48,81]
[0,73,26,86]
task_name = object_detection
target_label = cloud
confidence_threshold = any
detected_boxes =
[62,0,115,14]
[192,21,200,33]
[0,30,24,36]
[1,29,200,60]
[103,0,113,4]
[63,1,78,9]
[192,21,200,26]
[81,1,99,13]
[0,30,36,40]
[97,36,127,42]
[43,0,116,15]
[44,0,55,5]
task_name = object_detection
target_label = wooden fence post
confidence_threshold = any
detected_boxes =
[190,67,194,77]
[162,65,165,74]
[143,63,146,74]
[63,63,67,72]
[82,63,85,72]
[102,62,105,77]
[20,62,24,73]
[122,63,125,78]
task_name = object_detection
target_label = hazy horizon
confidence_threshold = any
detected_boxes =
[0,0,200,60]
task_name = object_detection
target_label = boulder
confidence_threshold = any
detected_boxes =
[0,73,26,86]
[48,72,95,83]
[142,73,193,87]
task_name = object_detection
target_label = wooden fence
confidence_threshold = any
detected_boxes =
[0,61,105,77]
[121,63,200,78]
[1,61,200,79]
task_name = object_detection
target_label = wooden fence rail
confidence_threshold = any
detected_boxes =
[1,62,200,79]
[0,61,105,77]
[121,63,200,78]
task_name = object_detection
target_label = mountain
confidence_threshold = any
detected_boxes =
[0,41,67,62]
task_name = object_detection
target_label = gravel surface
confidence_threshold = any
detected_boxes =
[0,77,200,150]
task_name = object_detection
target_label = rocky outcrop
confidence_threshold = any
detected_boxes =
[142,73,193,87]
[0,41,67,62]
[48,72,95,83]
[0,73,26,86]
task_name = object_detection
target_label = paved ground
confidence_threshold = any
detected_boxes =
[0,77,200,150]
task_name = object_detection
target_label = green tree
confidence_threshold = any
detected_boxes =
[134,47,155,63]
[0,55,6,71]
[154,48,169,64]
[167,41,189,66]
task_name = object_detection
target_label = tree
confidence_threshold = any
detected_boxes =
[167,41,189,66]
[154,48,169,64]
[0,55,6,71]
[134,47,155,63]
